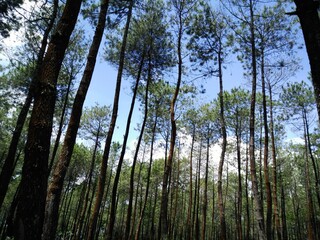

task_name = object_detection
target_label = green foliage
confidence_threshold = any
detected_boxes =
[0,0,23,37]
[187,1,230,76]
[79,103,111,143]
[105,0,174,83]
[280,80,316,119]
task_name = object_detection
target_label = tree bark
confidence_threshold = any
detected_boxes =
[291,0,320,122]
[217,44,227,240]
[0,0,58,210]
[187,126,195,240]
[268,83,282,240]
[159,6,183,239]
[48,70,74,175]
[12,1,82,239]
[42,1,109,239]
[261,53,272,240]
[235,111,243,240]
[248,0,266,238]
[201,135,210,240]
[125,55,148,240]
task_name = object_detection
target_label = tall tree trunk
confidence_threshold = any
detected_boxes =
[291,0,320,121]
[245,140,250,239]
[135,117,157,240]
[87,2,133,238]
[268,83,282,240]
[305,111,320,208]
[202,135,210,240]
[303,109,317,240]
[76,132,101,239]
[129,154,144,239]
[0,0,58,209]
[124,50,149,240]
[236,111,243,240]
[42,1,109,239]
[159,6,183,239]
[105,7,138,238]
[248,0,266,238]
[12,1,82,239]
[195,142,202,240]
[217,46,227,240]
[187,126,195,240]
[261,53,272,240]
[279,172,288,240]
[48,71,74,174]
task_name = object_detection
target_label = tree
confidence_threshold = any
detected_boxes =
[159,1,197,238]
[288,0,320,122]
[73,104,110,239]
[280,80,319,239]
[0,0,59,210]
[0,0,22,38]
[42,1,109,239]
[9,0,83,239]
[87,1,134,238]
[224,87,250,240]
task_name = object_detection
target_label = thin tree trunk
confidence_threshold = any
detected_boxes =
[279,172,288,240]
[87,2,133,238]
[303,110,317,240]
[48,71,74,174]
[248,0,266,238]
[217,46,227,240]
[187,126,195,240]
[13,1,82,239]
[124,52,148,240]
[268,83,282,240]
[42,1,109,239]
[159,5,183,238]
[135,118,157,240]
[76,132,101,239]
[245,140,250,240]
[261,53,272,240]
[236,112,243,240]
[105,6,138,237]
[128,154,144,239]
[305,112,320,208]
[201,135,210,240]
[195,142,202,240]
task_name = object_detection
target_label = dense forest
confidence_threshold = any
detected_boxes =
[0,0,320,239]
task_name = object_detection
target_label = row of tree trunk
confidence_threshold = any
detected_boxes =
[0,0,319,239]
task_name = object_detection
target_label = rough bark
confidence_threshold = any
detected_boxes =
[12,1,82,239]
[291,0,320,122]
[42,1,109,239]
[0,0,58,209]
